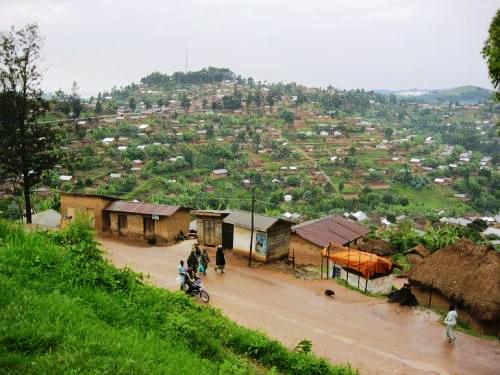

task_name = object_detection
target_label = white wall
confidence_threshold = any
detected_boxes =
[233,226,266,260]
[331,263,393,294]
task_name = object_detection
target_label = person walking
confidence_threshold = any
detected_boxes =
[200,249,210,275]
[215,245,226,273]
[187,249,198,273]
[177,260,186,291]
[444,305,458,343]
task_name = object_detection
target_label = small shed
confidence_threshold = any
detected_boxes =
[224,211,293,262]
[211,168,228,178]
[191,210,233,249]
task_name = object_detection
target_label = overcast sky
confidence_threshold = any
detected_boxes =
[1,0,497,96]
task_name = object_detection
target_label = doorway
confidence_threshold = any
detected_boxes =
[118,215,127,236]
[143,217,155,240]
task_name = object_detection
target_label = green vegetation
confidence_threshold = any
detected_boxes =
[0,218,356,374]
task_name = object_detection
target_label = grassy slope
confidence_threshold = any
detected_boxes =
[0,220,356,375]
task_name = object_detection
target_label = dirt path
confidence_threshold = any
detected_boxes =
[100,237,500,375]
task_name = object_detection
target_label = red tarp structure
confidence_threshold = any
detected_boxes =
[321,244,392,278]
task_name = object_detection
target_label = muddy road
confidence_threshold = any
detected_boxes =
[101,237,500,375]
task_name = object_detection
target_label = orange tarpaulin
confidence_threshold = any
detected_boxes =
[321,245,392,278]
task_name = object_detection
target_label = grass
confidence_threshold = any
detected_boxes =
[391,184,471,213]
[0,219,357,375]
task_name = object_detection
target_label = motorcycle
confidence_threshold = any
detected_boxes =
[186,277,210,303]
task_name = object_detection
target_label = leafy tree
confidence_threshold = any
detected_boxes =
[180,93,190,111]
[156,98,164,107]
[384,127,394,138]
[280,110,294,125]
[69,81,81,118]
[482,9,500,99]
[0,23,62,223]
[144,98,152,110]
[95,100,103,114]
[129,97,136,111]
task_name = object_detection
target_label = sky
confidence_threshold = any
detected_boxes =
[1,0,498,96]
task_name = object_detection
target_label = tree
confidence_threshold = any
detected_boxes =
[384,127,394,138]
[69,81,81,118]
[180,93,190,111]
[129,97,136,111]
[156,98,164,107]
[0,23,62,223]
[482,9,500,99]
[280,110,294,125]
[95,100,103,114]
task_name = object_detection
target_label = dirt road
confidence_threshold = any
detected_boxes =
[101,237,500,375]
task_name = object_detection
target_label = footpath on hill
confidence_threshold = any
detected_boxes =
[101,237,500,375]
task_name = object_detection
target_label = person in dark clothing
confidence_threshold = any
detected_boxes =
[200,249,210,275]
[184,267,196,294]
[215,245,226,273]
[187,249,198,272]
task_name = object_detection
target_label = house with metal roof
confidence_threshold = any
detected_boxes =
[60,192,190,245]
[223,211,293,262]
[290,215,369,266]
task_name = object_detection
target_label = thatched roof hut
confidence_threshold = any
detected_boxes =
[411,239,500,323]
[355,238,394,256]
[405,244,430,265]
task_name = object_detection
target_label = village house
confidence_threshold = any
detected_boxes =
[191,210,233,248]
[291,215,370,266]
[223,211,293,262]
[211,168,228,178]
[60,193,190,245]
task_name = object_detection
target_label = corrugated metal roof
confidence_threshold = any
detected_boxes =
[191,209,232,217]
[292,215,369,247]
[224,211,288,231]
[104,200,181,217]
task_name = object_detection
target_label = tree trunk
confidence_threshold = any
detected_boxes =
[23,173,32,224]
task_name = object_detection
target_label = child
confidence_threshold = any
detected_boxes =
[444,305,458,343]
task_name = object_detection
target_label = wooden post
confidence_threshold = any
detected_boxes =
[248,188,255,267]
[357,247,361,289]
[321,252,324,279]
[428,278,434,308]
[326,243,330,279]
[346,245,351,285]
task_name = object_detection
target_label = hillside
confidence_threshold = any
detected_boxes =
[377,86,493,104]
[0,219,356,374]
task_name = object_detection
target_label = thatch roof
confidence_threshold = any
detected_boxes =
[355,238,394,256]
[405,244,430,258]
[411,239,500,322]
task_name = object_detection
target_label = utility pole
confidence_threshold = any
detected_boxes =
[248,188,255,267]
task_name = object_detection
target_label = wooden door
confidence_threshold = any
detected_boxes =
[143,217,155,239]
[203,220,215,246]
[118,215,127,236]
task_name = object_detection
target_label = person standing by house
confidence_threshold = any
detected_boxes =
[177,260,187,291]
[200,249,210,275]
[215,245,226,273]
[444,305,458,343]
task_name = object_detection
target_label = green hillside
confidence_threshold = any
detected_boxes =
[0,218,356,375]
[413,86,492,103]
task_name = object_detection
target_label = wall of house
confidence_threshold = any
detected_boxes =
[107,210,190,244]
[156,211,191,244]
[336,265,393,294]
[232,226,267,262]
[267,222,291,260]
[290,234,322,266]
[60,194,114,232]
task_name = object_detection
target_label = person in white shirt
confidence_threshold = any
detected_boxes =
[177,260,186,291]
[444,305,458,343]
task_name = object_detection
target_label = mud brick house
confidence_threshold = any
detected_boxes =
[191,210,233,248]
[60,193,190,245]
[223,211,293,262]
[291,215,369,266]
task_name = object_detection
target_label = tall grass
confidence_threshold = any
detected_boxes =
[0,218,356,375]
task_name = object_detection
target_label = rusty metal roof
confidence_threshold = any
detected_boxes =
[224,210,292,231]
[104,200,181,217]
[292,215,369,247]
[191,209,233,218]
